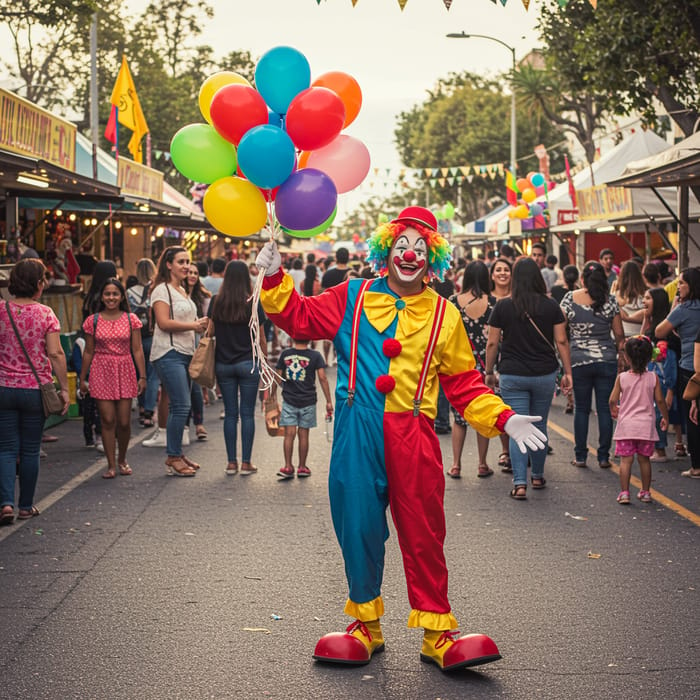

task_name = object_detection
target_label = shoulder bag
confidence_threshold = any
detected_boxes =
[526,312,565,390]
[5,301,65,417]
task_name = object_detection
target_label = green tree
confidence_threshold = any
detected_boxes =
[394,72,569,225]
[538,0,700,137]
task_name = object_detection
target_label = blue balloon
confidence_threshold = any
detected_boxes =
[267,110,283,128]
[237,125,296,190]
[255,46,311,114]
[530,172,545,188]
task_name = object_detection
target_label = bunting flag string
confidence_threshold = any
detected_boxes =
[333,0,598,10]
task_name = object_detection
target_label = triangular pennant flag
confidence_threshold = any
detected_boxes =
[443,0,453,9]
[467,175,474,183]
[438,178,446,187]
[432,168,440,177]
[441,167,450,177]
[448,177,456,186]
[449,166,459,176]
[460,165,471,177]
[397,0,408,9]
[588,0,597,7]
[424,168,432,177]
[352,0,359,6]
[521,0,530,10]
[429,178,437,188]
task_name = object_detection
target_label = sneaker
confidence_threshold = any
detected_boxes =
[182,426,190,447]
[277,466,294,479]
[617,490,630,505]
[143,428,166,448]
[220,409,225,420]
[95,440,104,453]
[637,490,652,503]
[84,441,95,448]
[296,466,311,478]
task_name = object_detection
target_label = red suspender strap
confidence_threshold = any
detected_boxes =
[347,279,373,407]
[413,296,446,417]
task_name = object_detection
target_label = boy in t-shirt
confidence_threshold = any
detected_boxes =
[274,339,333,479]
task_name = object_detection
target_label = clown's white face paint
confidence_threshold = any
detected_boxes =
[387,227,428,296]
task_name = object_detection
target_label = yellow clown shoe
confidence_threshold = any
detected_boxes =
[420,629,501,672]
[313,619,385,665]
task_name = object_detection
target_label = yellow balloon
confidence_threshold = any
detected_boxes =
[199,71,252,124]
[521,187,536,203]
[515,204,530,219]
[203,177,268,237]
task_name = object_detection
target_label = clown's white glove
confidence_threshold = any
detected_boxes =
[255,240,282,276]
[504,414,547,454]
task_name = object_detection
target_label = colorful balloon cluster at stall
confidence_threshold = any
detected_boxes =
[507,172,555,220]
[169,47,371,238]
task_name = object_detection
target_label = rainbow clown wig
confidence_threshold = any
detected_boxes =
[367,206,452,281]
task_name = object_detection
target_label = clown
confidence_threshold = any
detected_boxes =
[256,207,546,671]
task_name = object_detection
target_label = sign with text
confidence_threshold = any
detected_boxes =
[117,157,163,200]
[577,185,633,220]
[0,88,76,170]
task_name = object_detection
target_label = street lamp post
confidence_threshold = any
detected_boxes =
[446,31,517,176]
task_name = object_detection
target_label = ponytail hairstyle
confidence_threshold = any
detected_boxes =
[624,335,653,374]
[562,264,579,291]
[581,260,608,312]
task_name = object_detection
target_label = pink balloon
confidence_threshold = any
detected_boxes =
[305,134,370,194]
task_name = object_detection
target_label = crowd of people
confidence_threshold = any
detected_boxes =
[0,237,698,525]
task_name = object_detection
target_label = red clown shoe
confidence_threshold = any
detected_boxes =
[420,630,501,672]
[313,620,385,665]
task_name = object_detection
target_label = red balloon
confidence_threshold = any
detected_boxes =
[210,84,269,145]
[285,87,345,151]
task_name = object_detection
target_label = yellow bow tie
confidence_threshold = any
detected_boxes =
[362,291,436,336]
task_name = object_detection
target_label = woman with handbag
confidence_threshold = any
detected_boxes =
[0,259,68,524]
[79,278,147,479]
[207,260,266,476]
[150,246,209,477]
[485,257,572,499]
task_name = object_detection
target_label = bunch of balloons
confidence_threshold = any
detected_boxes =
[507,172,555,220]
[169,46,371,238]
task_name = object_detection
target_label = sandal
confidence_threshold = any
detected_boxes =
[165,456,197,477]
[102,468,117,479]
[180,454,200,470]
[118,463,133,476]
[225,462,239,475]
[17,506,40,520]
[141,417,155,428]
[195,425,208,441]
[509,485,527,500]
[477,465,494,478]
[681,468,700,479]
[617,490,630,504]
[277,466,294,479]
[446,465,462,479]
[0,506,14,526]
[498,452,512,473]
[531,477,547,489]
[637,489,652,503]
[240,462,258,475]
[675,443,688,457]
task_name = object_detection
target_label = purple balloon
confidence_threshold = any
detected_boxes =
[275,168,338,231]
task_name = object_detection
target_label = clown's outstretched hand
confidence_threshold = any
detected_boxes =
[256,240,281,276]
[504,414,547,453]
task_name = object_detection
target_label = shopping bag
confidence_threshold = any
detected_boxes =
[264,395,284,437]
[188,336,216,388]
[41,381,65,417]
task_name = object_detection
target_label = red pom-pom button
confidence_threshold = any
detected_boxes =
[375,374,396,394]
[383,338,402,357]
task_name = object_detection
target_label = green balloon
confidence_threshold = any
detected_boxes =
[281,207,337,239]
[170,123,237,184]
[443,202,455,220]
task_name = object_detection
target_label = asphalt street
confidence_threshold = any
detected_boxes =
[0,366,698,700]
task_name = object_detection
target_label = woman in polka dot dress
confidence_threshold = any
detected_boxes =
[79,278,147,479]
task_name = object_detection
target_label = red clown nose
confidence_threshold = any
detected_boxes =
[402,250,416,263]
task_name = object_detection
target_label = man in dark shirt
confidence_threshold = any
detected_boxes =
[321,247,350,289]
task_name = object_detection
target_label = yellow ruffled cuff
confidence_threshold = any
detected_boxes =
[344,596,385,622]
[407,609,459,631]
[260,273,294,315]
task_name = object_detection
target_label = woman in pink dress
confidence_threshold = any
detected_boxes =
[79,278,147,479]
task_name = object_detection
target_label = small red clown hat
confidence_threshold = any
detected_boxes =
[391,206,438,232]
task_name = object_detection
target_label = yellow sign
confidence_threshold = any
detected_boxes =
[0,88,76,170]
[118,157,163,200]
[577,184,633,220]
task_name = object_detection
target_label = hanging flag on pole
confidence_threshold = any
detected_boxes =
[505,168,519,206]
[565,155,577,208]
[109,55,149,163]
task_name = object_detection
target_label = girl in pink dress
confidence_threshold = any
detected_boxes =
[79,278,147,479]
[609,336,670,504]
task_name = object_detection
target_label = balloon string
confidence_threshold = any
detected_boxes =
[249,204,282,392]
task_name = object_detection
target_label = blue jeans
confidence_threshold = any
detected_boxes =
[216,360,259,463]
[153,350,192,456]
[571,362,617,464]
[137,335,160,414]
[499,371,557,486]
[189,382,204,425]
[0,387,44,510]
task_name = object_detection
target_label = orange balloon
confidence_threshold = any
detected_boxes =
[297,150,311,169]
[516,178,530,193]
[311,71,362,128]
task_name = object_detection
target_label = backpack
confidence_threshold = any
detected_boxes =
[127,284,152,338]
